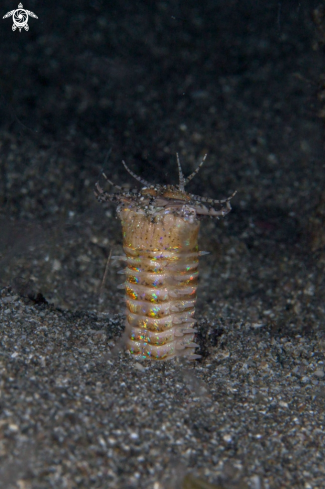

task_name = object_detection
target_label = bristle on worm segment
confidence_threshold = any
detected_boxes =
[95,154,236,361]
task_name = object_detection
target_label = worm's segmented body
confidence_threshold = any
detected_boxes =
[95,154,235,360]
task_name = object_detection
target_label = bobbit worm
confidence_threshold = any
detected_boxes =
[95,154,236,361]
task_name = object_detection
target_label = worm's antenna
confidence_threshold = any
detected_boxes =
[102,172,123,190]
[122,160,151,187]
[189,189,237,204]
[185,154,207,185]
[176,153,185,192]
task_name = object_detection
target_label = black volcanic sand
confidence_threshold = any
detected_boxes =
[1,1,325,488]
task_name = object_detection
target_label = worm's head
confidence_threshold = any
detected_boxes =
[95,154,236,221]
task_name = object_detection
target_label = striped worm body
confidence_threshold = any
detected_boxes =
[95,155,235,360]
